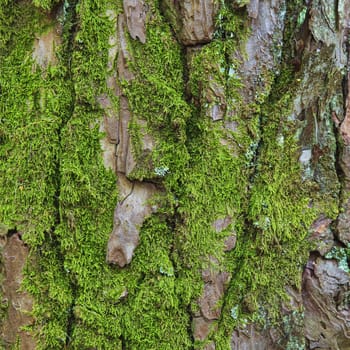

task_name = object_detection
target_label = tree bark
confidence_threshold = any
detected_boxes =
[0,0,349,349]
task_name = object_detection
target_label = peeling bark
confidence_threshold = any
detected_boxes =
[106,176,158,267]
[303,258,350,349]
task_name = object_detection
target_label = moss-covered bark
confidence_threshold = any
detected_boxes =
[0,0,349,349]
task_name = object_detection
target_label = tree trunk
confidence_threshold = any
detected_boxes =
[1,0,349,349]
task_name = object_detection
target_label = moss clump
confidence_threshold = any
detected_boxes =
[50,1,123,348]
[0,3,73,347]
[118,216,193,349]
[23,241,73,349]
[32,0,61,11]
[214,1,249,41]
[114,3,195,348]
[121,2,191,182]
[1,0,123,348]
[122,1,313,348]
[212,74,315,348]
[0,3,62,244]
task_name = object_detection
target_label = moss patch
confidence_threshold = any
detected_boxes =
[1,0,341,349]
[0,2,73,348]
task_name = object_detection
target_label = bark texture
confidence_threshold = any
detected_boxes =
[0,0,350,349]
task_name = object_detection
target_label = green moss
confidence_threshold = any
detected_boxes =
[117,216,192,349]
[0,3,74,348]
[0,4,58,241]
[213,50,342,346]
[1,0,123,348]
[207,6,346,343]
[50,1,124,348]
[325,245,350,272]
[122,1,313,348]
[121,4,190,181]
[114,3,195,348]
[32,0,61,11]
[1,1,342,349]
[23,242,73,349]
[215,1,249,41]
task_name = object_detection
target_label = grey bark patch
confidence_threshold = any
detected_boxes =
[199,269,230,320]
[212,217,236,252]
[32,25,61,68]
[309,216,334,256]
[338,75,350,244]
[123,0,147,44]
[113,14,155,178]
[303,257,350,349]
[106,178,158,267]
[236,0,285,103]
[207,79,226,121]
[192,316,213,341]
[193,266,230,346]
[247,0,259,19]
[180,0,217,45]
[212,216,232,233]
[115,97,155,177]
[223,235,236,252]
[309,0,350,68]
[117,14,136,81]
[116,96,136,176]
[163,0,218,45]
[231,324,281,350]
[340,75,350,154]
[97,9,120,172]
[98,99,118,172]
[299,148,312,165]
[192,315,217,349]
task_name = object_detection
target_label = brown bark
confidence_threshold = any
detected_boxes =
[1,0,350,349]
